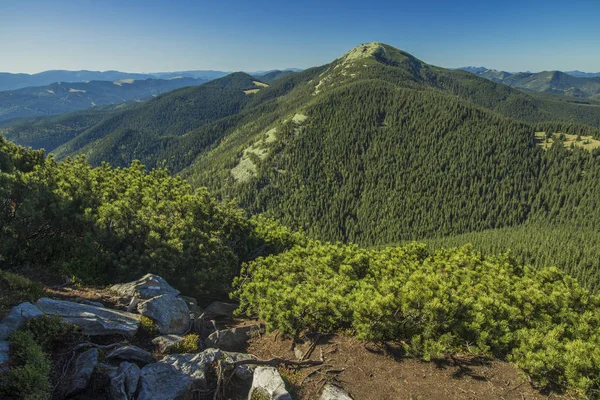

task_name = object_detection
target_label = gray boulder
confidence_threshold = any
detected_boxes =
[105,345,155,365]
[138,348,234,400]
[221,351,257,380]
[137,362,194,400]
[248,366,292,400]
[35,298,140,337]
[179,295,203,316]
[110,361,140,400]
[66,348,99,396]
[205,324,264,352]
[204,301,238,318]
[0,302,44,340]
[321,383,353,400]
[152,335,185,353]
[137,294,190,335]
[111,274,180,300]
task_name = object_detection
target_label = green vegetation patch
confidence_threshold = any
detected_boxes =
[0,270,45,318]
[234,242,600,397]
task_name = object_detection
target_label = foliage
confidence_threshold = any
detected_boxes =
[139,315,159,336]
[0,135,282,298]
[22,315,81,352]
[167,334,200,354]
[0,330,52,400]
[0,270,45,318]
[234,242,600,396]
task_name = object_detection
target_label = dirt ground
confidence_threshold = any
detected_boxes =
[247,331,569,400]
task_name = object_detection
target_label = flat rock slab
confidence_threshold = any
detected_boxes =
[205,324,264,352]
[138,294,190,335]
[248,366,292,400]
[67,348,99,396]
[106,345,155,365]
[35,298,140,337]
[111,274,180,300]
[152,335,185,353]
[204,301,238,318]
[0,302,44,340]
[321,383,353,400]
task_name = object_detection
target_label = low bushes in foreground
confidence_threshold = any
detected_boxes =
[234,242,600,397]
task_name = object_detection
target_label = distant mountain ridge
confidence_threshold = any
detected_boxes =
[0,77,206,121]
[459,67,600,99]
[0,68,302,92]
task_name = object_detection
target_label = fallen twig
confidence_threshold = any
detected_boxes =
[300,333,320,361]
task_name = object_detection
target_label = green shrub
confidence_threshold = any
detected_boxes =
[22,315,80,352]
[0,330,51,400]
[168,334,200,354]
[234,242,600,397]
[139,315,159,336]
[0,270,44,318]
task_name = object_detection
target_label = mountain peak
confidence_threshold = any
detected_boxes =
[342,42,386,61]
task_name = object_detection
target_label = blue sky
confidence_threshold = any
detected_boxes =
[1,0,599,74]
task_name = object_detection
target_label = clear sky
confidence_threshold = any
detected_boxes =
[1,0,599,74]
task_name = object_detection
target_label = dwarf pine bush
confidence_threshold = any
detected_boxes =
[234,242,600,397]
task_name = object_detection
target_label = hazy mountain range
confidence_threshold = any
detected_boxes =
[0,68,302,92]
[460,66,600,99]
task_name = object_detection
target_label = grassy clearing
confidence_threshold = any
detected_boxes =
[534,131,600,151]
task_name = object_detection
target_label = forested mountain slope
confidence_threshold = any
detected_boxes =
[5,43,600,280]
[178,44,600,247]
[0,77,205,121]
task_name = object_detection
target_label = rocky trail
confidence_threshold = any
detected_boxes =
[0,274,563,400]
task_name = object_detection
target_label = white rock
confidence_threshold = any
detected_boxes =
[248,366,292,400]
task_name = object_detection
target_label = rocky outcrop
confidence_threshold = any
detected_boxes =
[248,366,292,400]
[321,383,353,399]
[35,298,140,337]
[110,362,140,400]
[66,348,99,396]
[105,345,155,365]
[204,301,238,318]
[205,324,264,352]
[111,274,180,300]
[137,294,190,335]
[152,335,185,353]
[138,348,256,399]
[0,302,44,340]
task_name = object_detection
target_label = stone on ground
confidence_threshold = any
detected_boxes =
[105,345,155,365]
[110,361,141,400]
[35,298,140,337]
[137,294,190,335]
[152,334,185,353]
[137,362,194,400]
[66,348,99,396]
[204,301,238,318]
[0,302,44,340]
[110,274,180,300]
[321,383,353,399]
[248,366,292,400]
[205,324,264,352]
